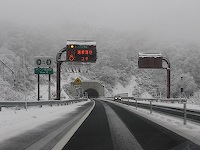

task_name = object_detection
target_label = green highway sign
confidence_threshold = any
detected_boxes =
[34,68,53,74]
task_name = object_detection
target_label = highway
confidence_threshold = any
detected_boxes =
[63,99,200,150]
[1,99,200,150]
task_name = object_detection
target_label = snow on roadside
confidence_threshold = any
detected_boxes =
[113,76,137,96]
[128,99,200,111]
[112,76,152,98]
[140,92,153,98]
[0,100,90,143]
[107,99,200,146]
[28,78,71,101]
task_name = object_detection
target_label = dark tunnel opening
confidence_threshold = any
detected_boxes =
[84,88,99,98]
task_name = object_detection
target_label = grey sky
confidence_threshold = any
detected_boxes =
[1,0,200,41]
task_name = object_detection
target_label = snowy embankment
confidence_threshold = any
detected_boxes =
[107,99,200,146]
[0,100,89,143]
[110,76,200,145]
[128,99,200,111]
[112,76,137,96]
[0,74,90,143]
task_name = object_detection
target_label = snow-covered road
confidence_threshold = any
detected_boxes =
[0,100,90,143]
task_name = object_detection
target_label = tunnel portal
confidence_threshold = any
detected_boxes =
[70,80,105,98]
[84,88,99,98]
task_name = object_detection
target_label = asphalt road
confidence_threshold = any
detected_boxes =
[63,100,113,150]
[63,99,200,150]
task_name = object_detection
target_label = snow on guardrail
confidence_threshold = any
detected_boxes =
[0,99,88,111]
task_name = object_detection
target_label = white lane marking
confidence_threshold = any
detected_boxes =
[51,100,95,150]
[102,102,143,150]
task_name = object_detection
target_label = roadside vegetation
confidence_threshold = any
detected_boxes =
[0,22,200,104]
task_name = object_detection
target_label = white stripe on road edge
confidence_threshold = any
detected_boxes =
[51,100,95,150]
[102,102,143,150]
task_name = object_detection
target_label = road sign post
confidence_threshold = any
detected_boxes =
[56,48,66,100]
[38,74,40,101]
[48,73,51,100]
[34,56,53,101]
[162,57,171,99]
[138,53,171,98]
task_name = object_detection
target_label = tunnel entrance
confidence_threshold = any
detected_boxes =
[84,88,99,98]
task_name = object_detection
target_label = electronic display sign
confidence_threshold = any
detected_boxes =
[138,53,163,69]
[66,40,97,63]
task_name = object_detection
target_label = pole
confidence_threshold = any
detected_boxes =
[184,102,187,125]
[48,73,51,100]
[38,73,40,101]
[23,55,27,111]
[0,60,15,86]
[160,91,162,99]
[13,72,16,88]
[150,100,152,114]
[2,65,4,81]
[56,47,66,100]
[181,76,183,98]
[56,62,61,100]
[136,100,138,109]
[162,57,171,99]
[167,68,170,99]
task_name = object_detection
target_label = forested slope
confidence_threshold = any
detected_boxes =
[0,22,200,103]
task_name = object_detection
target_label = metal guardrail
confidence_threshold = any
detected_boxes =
[0,99,88,111]
[108,97,187,103]
[109,97,196,125]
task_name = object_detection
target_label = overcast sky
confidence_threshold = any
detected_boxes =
[1,0,200,41]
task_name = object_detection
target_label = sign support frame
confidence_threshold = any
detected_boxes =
[56,48,66,100]
[48,72,51,100]
[38,72,40,101]
[162,57,171,99]
[56,40,97,100]
[138,53,171,99]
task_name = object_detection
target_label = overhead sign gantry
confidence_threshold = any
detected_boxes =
[138,53,171,98]
[56,40,97,100]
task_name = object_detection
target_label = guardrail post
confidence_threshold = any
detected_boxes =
[128,99,129,106]
[0,106,1,111]
[150,100,152,114]
[183,102,187,125]
[136,100,138,109]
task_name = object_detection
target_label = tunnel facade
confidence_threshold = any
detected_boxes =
[70,80,105,98]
